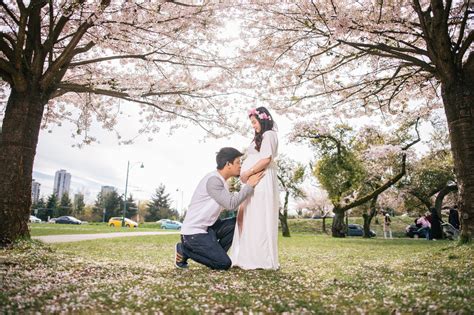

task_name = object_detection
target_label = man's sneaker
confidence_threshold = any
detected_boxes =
[175,243,188,269]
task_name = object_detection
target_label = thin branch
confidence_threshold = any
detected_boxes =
[458,31,474,66]
[339,39,436,73]
[0,1,20,24]
[454,1,470,52]
[54,83,221,135]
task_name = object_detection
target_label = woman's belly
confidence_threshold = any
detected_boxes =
[241,153,261,174]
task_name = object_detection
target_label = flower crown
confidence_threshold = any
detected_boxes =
[248,108,272,121]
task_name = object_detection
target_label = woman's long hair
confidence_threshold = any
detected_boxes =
[249,106,274,152]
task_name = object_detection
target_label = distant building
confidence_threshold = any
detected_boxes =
[31,179,41,203]
[53,169,71,198]
[101,186,115,196]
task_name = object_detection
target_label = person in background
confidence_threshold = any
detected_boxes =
[448,205,460,230]
[383,213,393,239]
[416,213,431,240]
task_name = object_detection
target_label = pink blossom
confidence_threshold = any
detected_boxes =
[248,108,257,116]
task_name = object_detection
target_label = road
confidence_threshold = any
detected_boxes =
[33,231,180,243]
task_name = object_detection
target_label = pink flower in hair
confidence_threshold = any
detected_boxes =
[248,108,257,116]
[258,113,269,120]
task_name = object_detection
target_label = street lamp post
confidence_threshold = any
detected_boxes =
[122,161,144,227]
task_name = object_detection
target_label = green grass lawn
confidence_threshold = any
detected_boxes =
[1,233,472,313]
[29,216,413,237]
[29,222,166,236]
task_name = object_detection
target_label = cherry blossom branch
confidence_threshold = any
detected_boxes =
[454,2,471,52]
[0,33,14,60]
[458,31,474,66]
[69,52,229,70]
[167,1,205,8]
[24,1,47,71]
[40,1,111,90]
[52,83,235,136]
[338,118,420,212]
[43,2,80,60]
[338,40,436,73]
[0,1,19,25]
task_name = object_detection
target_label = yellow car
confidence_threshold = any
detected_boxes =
[108,217,138,228]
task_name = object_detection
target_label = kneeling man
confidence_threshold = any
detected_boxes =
[175,147,263,270]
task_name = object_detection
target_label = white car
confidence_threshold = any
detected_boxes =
[29,215,42,223]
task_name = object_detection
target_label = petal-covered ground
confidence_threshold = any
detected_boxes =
[1,234,473,313]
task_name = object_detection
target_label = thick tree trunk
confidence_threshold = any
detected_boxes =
[0,91,45,247]
[442,80,474,243]
[331,208,346,237]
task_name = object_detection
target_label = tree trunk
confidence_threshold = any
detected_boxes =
[322,216,326,233]
[279,211,290,237]
[434,184,458,216]
[362,197,378,238]
[442,79,474,243]
[331,208,346,237]
[279,191,291,237]
[0,91,45,247]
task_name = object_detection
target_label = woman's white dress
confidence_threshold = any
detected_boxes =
[229,130,280,270]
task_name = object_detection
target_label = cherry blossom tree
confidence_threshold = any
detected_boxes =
[0,1,241,247]
[277,155,306,237]
[240,1,473,242]
[399,120,457,214]
[296,188,333,233]
[291,120,420,237]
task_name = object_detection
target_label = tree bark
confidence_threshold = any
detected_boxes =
[362,197,377,238]
[279,191,291,237]
[434,184,458,216]
[0,91,46,247]
[279,211,290,237]
[442,79,474,243]
[332,208,346,237]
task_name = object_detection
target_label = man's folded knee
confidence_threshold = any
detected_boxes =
[213,258,232,270]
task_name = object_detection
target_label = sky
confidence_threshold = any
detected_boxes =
[32,109,315,214]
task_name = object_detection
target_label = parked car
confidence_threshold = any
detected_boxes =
[54,216,82,225]
[311,213,335,219]
[29,215,42,223]
[108,217,138,228]
[347,224,376,237]
[161,219,182,230]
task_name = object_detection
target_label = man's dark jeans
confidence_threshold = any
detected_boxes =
[180,217,236,270]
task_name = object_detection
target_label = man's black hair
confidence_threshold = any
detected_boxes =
[216,147,243,170]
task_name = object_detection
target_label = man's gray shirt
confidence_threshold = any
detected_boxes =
[181,171,254,235]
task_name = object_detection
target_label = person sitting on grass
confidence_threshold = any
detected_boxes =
[416,213,431,240]
[174,147,264,270]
